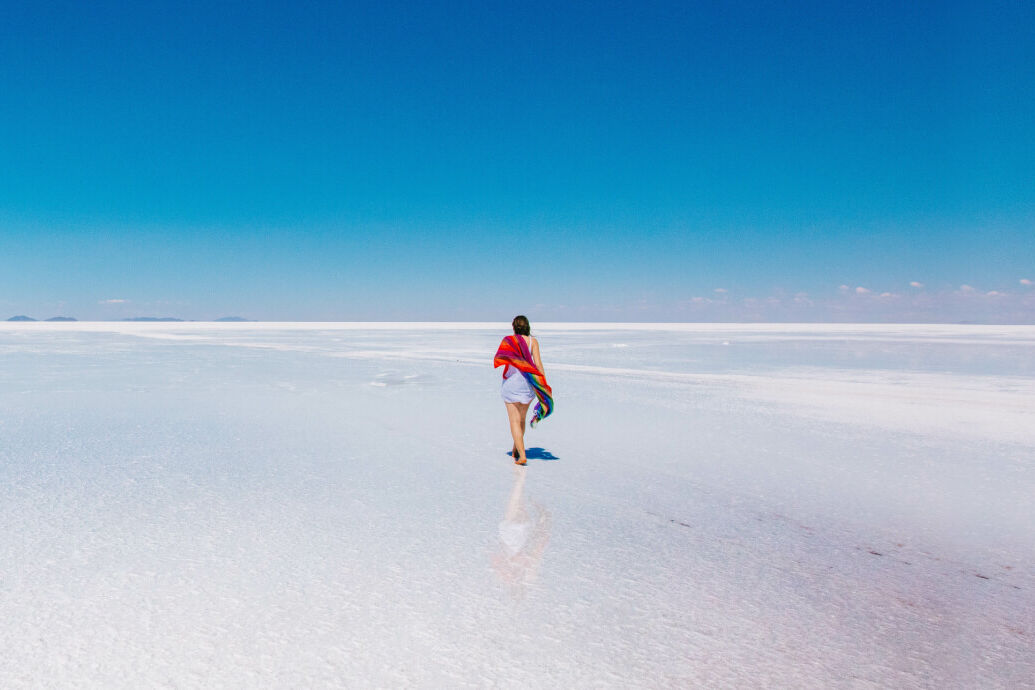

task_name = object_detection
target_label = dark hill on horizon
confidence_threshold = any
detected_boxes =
[6,315,78,321]
[215,316,251,322]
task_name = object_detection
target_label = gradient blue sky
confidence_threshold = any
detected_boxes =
[2,0,1033,321]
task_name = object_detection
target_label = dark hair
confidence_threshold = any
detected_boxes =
[512,315,530,336]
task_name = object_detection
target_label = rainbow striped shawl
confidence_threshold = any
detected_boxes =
[494,335,554,427]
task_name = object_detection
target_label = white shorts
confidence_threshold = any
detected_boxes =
[501,369,535,404]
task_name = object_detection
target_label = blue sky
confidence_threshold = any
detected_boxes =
[1,0,1032,321]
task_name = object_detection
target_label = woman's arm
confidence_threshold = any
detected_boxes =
[531,338,545,374]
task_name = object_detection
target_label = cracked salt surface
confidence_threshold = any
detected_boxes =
[0,322,1033,687]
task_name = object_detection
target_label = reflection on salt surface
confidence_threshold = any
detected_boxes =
[0,323,1031,685]
[492,466,551,600]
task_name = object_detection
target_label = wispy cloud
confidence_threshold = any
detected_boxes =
[1022,278,1033,286]
[100,298,128,304]
[855,286,871,295]
[910,281,924,288]
[713,288,728,294]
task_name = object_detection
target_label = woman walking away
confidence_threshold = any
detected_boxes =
[494,315,554,466]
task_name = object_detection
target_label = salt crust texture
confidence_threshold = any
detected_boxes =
[0,323,1032,687]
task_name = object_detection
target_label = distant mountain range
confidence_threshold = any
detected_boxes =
[7,315,251,322]
[6,315,78,322]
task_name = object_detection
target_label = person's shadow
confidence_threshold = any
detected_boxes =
[506,447,559,461]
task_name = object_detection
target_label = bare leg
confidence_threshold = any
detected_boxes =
[505,401,531,464]
[518,406,529,456]
[510,407,529,457]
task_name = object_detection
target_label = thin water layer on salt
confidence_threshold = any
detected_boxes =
[0,323,1032,687]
